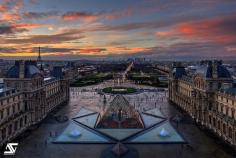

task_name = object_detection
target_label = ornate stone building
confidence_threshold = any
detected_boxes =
[169,60,236,147]
[0,60,69,147]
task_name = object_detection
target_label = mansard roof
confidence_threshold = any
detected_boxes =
[216,65,231,78]
[172,67,186,79]
[6,61,42,78]
[220,87,236,96]
[194,61,231,79]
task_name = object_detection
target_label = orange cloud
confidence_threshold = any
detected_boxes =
[0,23,45,35]
[178,26,194,34]
[75,46,149,56]
[226,47,236,53]
[155,31,172,37]
[61,8,134,21]
[1,13,21,21]
[175,15,236,44]
[0,0,24,22]
[62,12,98,21]
[0,5,7,12]
[126,47,148,53]
[78,48,106,55]
[12,23,44,29]
[105,46,149,55]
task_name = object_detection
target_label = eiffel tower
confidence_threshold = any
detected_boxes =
[37,46,43,70]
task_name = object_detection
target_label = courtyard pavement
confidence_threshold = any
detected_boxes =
[7,81,235,158]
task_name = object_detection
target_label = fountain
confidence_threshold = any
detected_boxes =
[69,129,81,137]
[158,128,170,137]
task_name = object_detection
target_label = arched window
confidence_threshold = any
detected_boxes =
[24,102,28,111]
[8,124,12,135]
[12,104,15,114]
[232,109,235,119]
[223,124,226,133]
[24,116,27,124]
[14,121,18,131]
[2,128,6,140]
[209,116,212,124]
[218,121,221,130]
[221,105,224,113]
[213,118,216,126]
[226,107,229,116]
[229,127,233,138]
[20,118,23,128]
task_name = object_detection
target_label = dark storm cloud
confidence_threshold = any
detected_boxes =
[61,11,99,20]
[216,16,236,34]
[0,47,17,53]
[30,47,106,55]
[23,11,59,19]
[1,29,85,44]
[136,42,227,58]
[98,21,173,31]
[0,25,27,34]
[0,26,15,34]
[32,47,78,53]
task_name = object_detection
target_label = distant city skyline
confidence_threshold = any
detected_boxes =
[0,0,236,60]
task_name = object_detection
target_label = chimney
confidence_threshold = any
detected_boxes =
[19,60,25,78]
[212,60,219,79]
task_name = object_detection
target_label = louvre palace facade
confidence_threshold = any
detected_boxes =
[169,60,236,147]
[0,60,69,147]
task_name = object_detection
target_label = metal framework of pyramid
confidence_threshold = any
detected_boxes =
[107,95,138,119]
[112,142,129,156]
[96,95,144,128]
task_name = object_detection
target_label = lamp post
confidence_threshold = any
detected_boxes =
[191,90,197,121]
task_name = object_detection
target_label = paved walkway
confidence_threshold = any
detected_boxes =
[13,82,234,158]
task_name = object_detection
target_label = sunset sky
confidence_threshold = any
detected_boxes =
[0,0,236,60]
